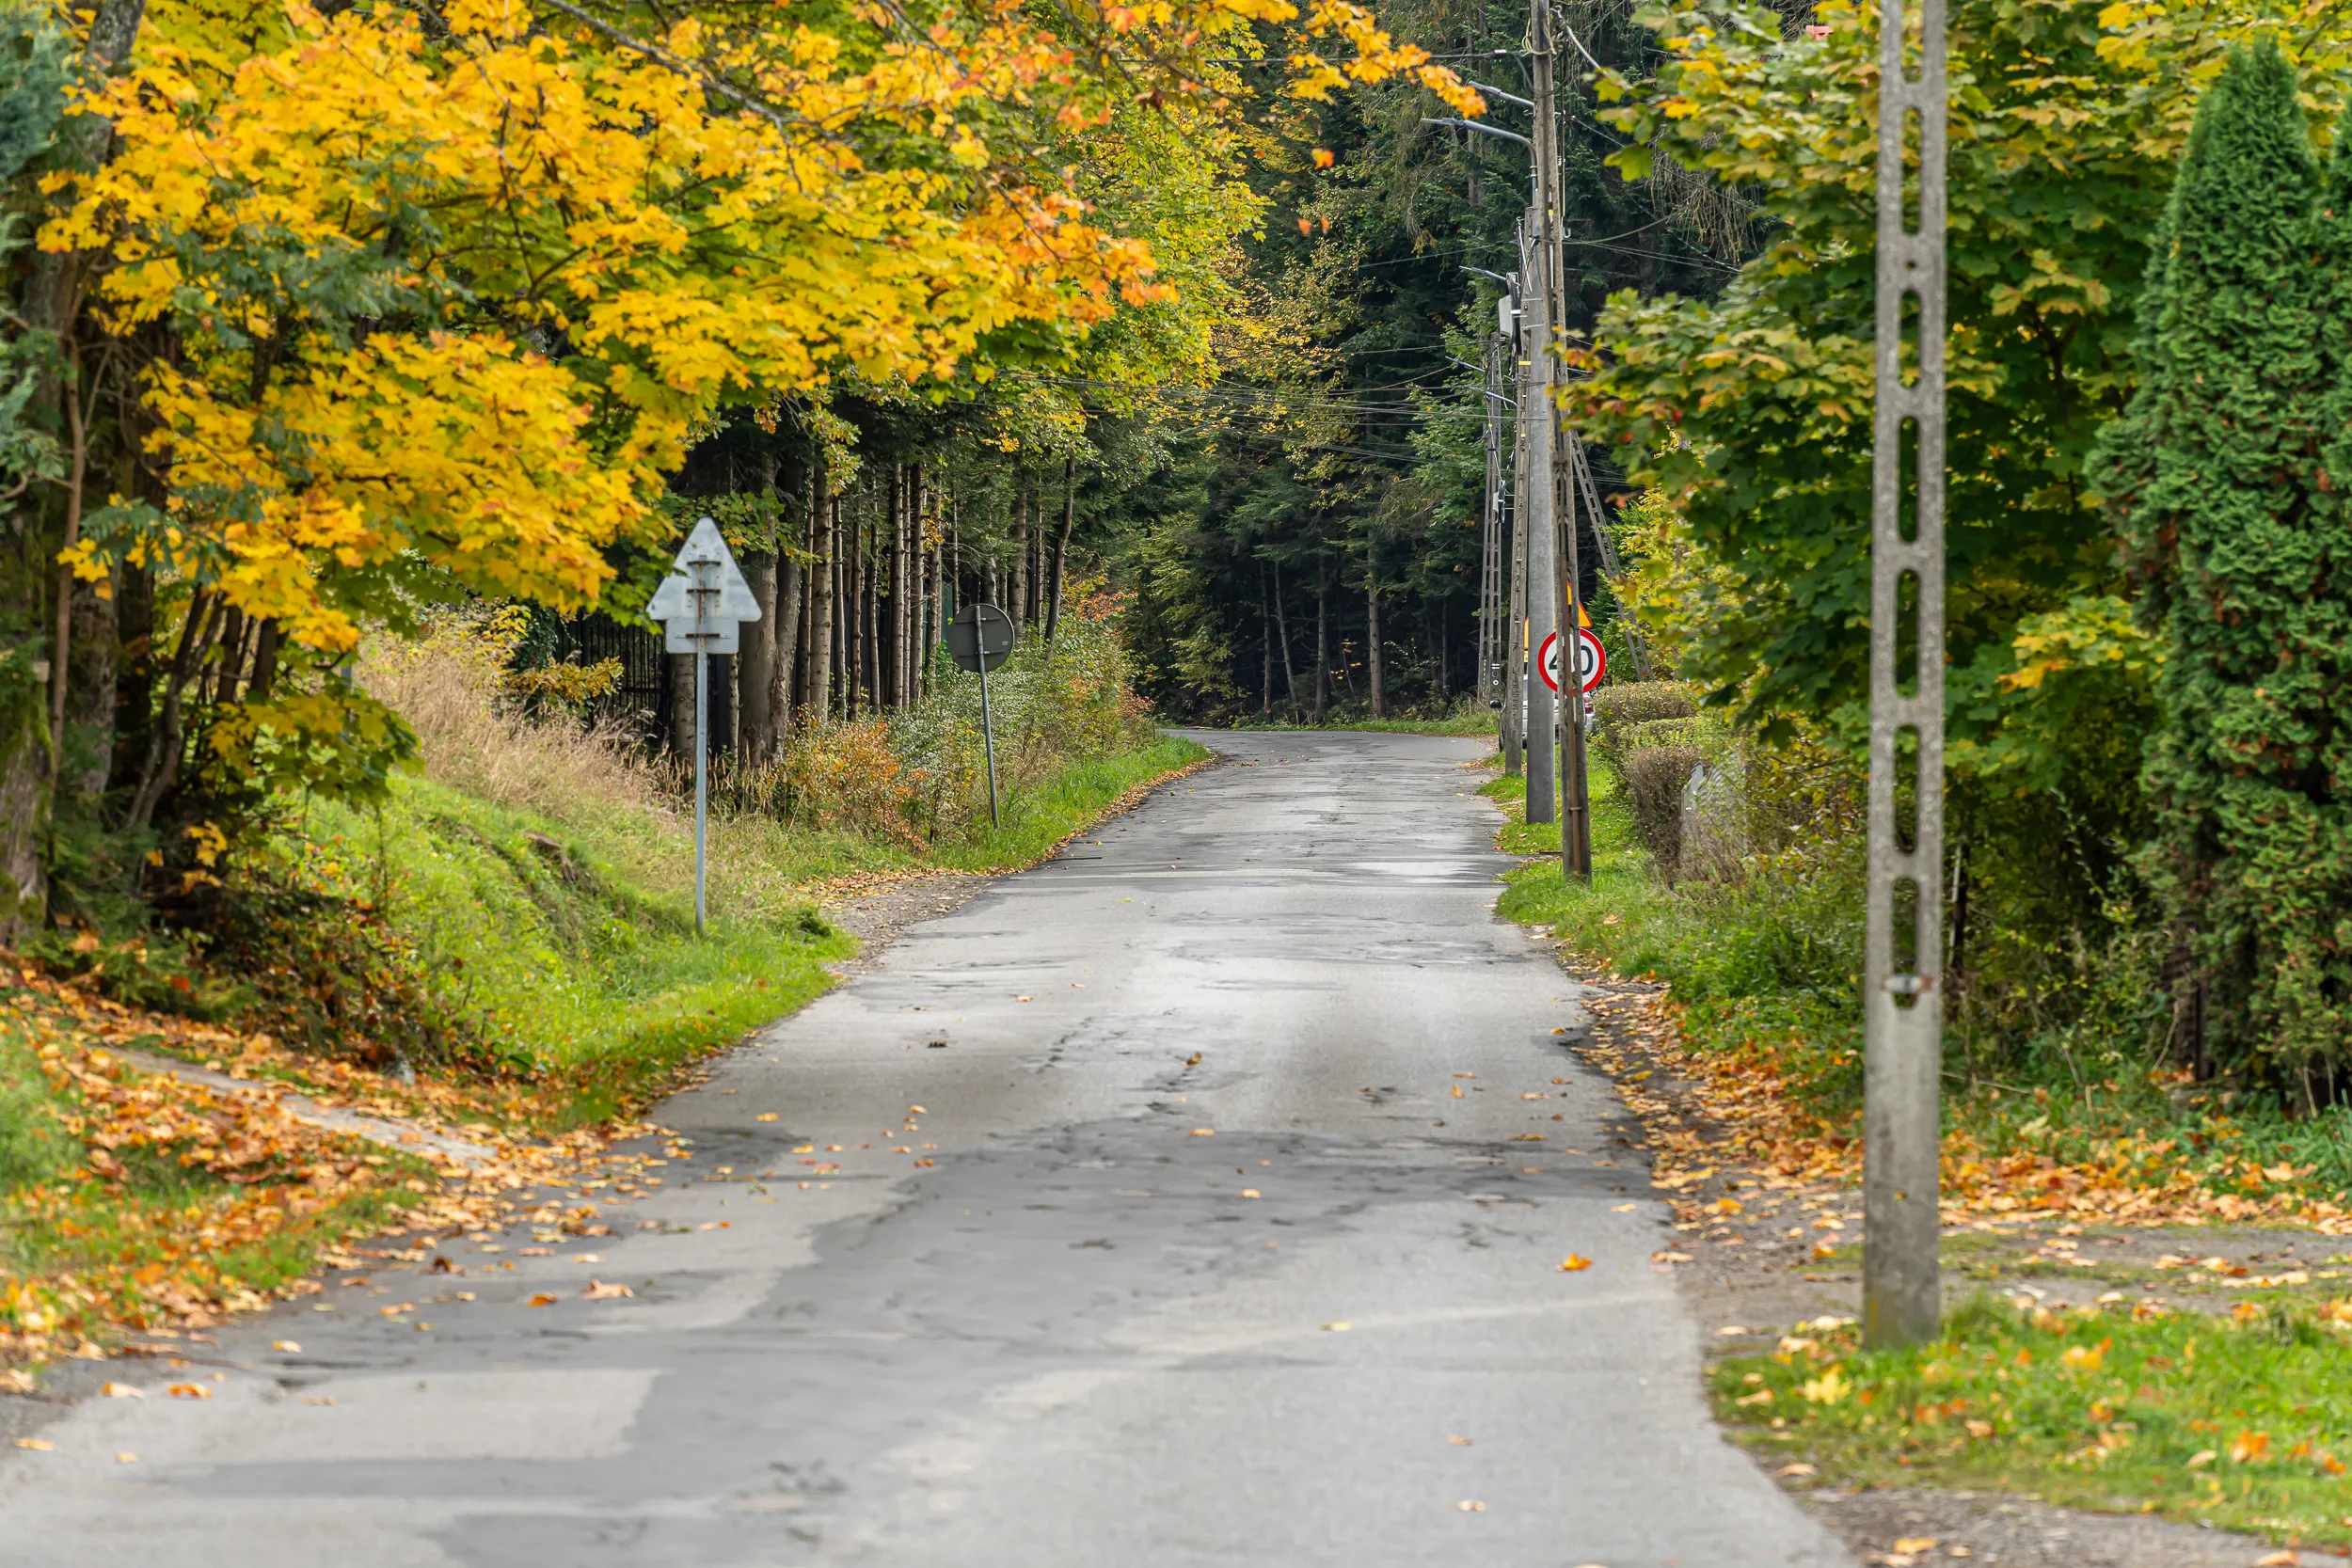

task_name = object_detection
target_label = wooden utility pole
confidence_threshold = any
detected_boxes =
[1864,0,1949,1349]
[1528,1,1591,875]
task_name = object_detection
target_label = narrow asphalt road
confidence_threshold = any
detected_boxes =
[0,730,1851,1568]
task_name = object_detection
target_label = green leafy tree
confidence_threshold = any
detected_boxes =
[2090,44,2352,1083]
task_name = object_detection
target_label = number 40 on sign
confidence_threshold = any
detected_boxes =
[1537,626,1607,695]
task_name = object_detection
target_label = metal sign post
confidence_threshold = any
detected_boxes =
[647,516,761,938]
[1865,0,1948,1349]
[946,602,1016,829]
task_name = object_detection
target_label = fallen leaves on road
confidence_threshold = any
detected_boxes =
[1241,1189,1260,1198]
[99,1382,142,1398]
[1559,1255,1593,1272]
[12,1438,54,1450]
[755,1114,778,1122]
[1320,1321,1352,1332]
[1446,1435,1473,1446]
[526,1293,560,1307]
[1189,1129,1215,1137]
[1455,1499,1486,1512]
[271,1341,299,1354]
[581,1280,632,1300]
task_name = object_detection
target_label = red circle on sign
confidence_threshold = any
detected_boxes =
[1536,628,1609,694]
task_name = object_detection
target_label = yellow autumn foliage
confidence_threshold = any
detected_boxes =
[49,0,1478,662]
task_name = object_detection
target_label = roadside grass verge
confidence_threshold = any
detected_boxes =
[1478,764,2352,1226]
[1719,1295,2352,1550]
[0,974,440,1368]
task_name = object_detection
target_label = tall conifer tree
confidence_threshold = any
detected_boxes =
[2092,43,2352,1082]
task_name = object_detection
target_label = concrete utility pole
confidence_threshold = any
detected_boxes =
[1864,0,1948,1349]
[1518,205,1557,828]
[1503,275,1531,777]
[1478,330,1508,721]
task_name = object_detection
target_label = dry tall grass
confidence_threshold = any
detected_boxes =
[361,608,665,820]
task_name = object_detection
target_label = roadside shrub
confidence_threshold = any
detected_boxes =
[1621,744,1704,874]
[1592,680,1697,736]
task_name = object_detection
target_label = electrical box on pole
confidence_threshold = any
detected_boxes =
[1864,0,1948,1349]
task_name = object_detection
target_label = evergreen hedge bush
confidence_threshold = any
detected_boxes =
[2091,43,2352,1084]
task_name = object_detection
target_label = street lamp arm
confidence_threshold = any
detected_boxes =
[1419,117,1533,149]
[1467,80,1535,110]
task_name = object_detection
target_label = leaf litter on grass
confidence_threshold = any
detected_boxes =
[1,958,675,1371]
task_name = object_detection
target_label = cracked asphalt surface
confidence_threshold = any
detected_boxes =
[0,729,1852,1567]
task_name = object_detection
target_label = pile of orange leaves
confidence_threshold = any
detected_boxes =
[1580,985,2352,1236]
[1,958,631,1369]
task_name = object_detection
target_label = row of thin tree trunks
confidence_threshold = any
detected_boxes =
[1255,558,1410,723]
[672,458,1078,766]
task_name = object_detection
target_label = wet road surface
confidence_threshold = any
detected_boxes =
[0,730,1851,1567]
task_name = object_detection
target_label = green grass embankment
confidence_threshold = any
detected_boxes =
[284,733,1211,1123]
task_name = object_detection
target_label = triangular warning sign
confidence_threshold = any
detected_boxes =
[647,517,761,626]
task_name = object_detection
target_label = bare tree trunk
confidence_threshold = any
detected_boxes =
[741,555,775,761]
[67,572,119,800]
[737,455,780,762]
[894,463,913,709]
[880,467,898,709]
[1311,562,1329,723]
[1045,455,1076,650]
[1031,494,1047,626]
[1273,562,1296,715]
[1009,486,1029,626]
[773,452,806,743]
[126,590,224,832]
[846,505,865,721]
[246,619,280,703]
[807,462,834,723]
[1366,542,1384,719]
[1260,562,1272,718]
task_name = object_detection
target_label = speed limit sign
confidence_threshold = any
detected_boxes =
[1538,626,1607,694]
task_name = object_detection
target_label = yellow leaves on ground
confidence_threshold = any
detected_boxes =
[2,959,659,1367]
[2060,1338,2109,1372]
[1558,1254,1593,1272]
[1798,1369,1849,1405]
[581,1280,632,1300]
